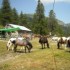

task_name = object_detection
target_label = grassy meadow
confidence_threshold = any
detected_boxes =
[0,38,70,70]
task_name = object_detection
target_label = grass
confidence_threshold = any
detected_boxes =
[0,38,70,70]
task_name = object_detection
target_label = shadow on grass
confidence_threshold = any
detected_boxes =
[16,50,24,53]
[65,51,70,53]
[57,48,64,50]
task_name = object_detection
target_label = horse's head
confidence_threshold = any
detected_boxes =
[6,38,16,50]
[6,40,13,50]
[26,41,33,51]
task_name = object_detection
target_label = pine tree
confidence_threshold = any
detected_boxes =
[1,0,12,26]
[22,14,28,27]
[19,13,33,29]
[19,11,24,25]
[19,12,28,27]
[12,8,19,24]
[33,0,45,35]
[48,10,59,35]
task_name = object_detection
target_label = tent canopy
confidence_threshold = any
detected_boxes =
[0,27,20,32]
[9,24,31,31]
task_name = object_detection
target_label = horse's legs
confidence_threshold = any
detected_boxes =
[46,42,49,48]
[25,46,30,53]
[14,45,17,52]
[12,47,14,51]
[7,47,9,51]
[25,46,27,53]
[20,47,24,51]
[28,46,30,53]
[65,44,67,50]
[57,42,60,49]
[44,43,45,49]
[27,41,33,50]
[41,43,43,49]
[7,46,10,51]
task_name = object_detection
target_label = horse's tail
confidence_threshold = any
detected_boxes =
[57,42,60,49]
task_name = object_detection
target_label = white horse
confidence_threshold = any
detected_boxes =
[52,36,60,41]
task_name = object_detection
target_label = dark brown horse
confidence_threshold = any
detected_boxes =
[6,38,33,53]
[67,39,70,48]
[39,36,49,49]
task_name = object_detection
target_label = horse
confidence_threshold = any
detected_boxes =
[66,37,70,48]
[57,37,67,49]
[67,39,70,48]
[6,37,33,53]
[39,36,49,49]
[52,36,60,41]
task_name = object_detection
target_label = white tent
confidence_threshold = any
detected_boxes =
[8,24,31,31]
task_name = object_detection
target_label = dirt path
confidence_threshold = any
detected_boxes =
[0,52,23,63]
[0,48,38,63]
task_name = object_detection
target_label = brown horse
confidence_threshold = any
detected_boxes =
[6,38,33,53]
[57,37,67,49]
[39,36,49,49]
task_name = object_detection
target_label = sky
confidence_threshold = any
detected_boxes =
[0,0,70,24]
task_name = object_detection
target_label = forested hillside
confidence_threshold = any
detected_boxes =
[0,0,70,36]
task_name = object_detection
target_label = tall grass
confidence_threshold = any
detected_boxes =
[0,38,70,70]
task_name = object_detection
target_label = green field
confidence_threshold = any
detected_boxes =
[0,38,70,70]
